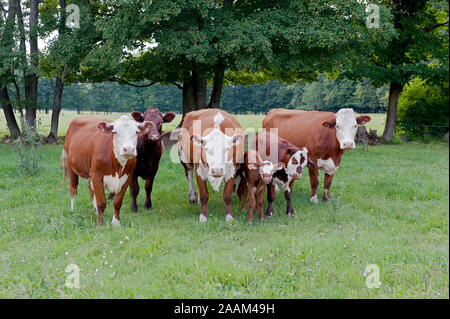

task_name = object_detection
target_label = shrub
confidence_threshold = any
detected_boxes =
[397,79,449,139]
[16,118,43,176]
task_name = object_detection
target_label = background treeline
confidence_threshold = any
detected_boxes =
[31,75,388,115]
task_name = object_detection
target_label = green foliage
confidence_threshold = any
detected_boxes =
[15,118,43,176]
[397,78,449,138]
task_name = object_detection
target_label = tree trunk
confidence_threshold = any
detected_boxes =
[0,87,21,139]
[382,82,403,142]
[48,75,65,140]
[207,60,225,108]
[25,0,39,129]
[180,67,207,121]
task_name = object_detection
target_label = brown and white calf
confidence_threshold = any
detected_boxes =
[178,109,244,222]
[129,108,175,212]
[61,116,153,225]
[262,108,370,203]
[235,149,284,223]
[254,131,310,217]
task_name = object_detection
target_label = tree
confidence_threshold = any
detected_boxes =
[343,0,449,141]
[80,0,394,124]
[0,0,21,138]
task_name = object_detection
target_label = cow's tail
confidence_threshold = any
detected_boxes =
[60,148,68,186]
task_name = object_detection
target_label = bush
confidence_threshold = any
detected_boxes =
[16,118,43,176]
[397,79,449,139]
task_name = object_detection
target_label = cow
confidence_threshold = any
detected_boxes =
[129,108,176,212]
[61,116,153,226]
[177,109,244,222]
[262,108,371,203]
[235,149,285,223]
[254,131,310,217]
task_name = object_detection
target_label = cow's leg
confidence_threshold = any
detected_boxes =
[308,166,319,204]
[185,165,197,204]
[91,177,107,225]
[265,182,276,217]
[256,186,265,220]
[144,175,155,210]
[323,173,334,202]
[284,179,295,217]
[196,173,209,222]
[129,173,139,212]
[247,184,256,223]
[223,177,235,222]
[112,181,129,227]
[238,178,248,211]
[68,169,78,211]
[88,180,97,212]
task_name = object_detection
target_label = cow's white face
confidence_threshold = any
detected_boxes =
[323,108,371,150]
[193,128,243,178]
[285,147,308,180]
[98,116,153,162]
[249,161,285,184]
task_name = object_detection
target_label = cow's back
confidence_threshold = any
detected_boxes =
[262,109,338,159]
[64,117,112,177]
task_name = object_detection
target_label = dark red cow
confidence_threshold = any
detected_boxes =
[130,108,176,211]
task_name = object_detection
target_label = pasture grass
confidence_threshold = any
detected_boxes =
[0,114,448,298]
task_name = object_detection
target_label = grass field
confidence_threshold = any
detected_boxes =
[0,114,448,298]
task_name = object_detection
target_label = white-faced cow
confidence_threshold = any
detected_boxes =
[178,109,244,222]
[254,131,310,217]
[61,116,153,225]
[262,108,371,203]
[129,108,176,212]
[235,149,285,223]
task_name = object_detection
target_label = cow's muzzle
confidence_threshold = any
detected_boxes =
[210,167,224,177]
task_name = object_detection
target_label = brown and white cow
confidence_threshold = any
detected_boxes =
[61,116,153,225]
[254,131,310,217]
[129,108,176,212]
[235,149,284,223]
[178,109,244,222]
[262,108,371,203]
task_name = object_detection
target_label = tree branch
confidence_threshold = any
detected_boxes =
[112,76,157,87]
[422,21,449,33]
[172,82,183,90]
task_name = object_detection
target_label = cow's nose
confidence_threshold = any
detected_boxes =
[211,168,224,177]
[342,141,355,149]
[150,134,160,141]
[123,146,136,155]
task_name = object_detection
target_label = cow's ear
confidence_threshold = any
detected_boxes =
[307,159,316,169]
[163,112,176,123]
[192,134,203,146]
[247,163,259,170]
[322,120,336,129]
[356,115,371,125]
[131,111,144,123]
[274,162,285,171]
[98,122,114,134]
[138,121,154,135]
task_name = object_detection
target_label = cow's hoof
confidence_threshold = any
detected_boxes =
[246,219,253,224]
[145,205,152,210]
[199,214,208,223]
[287,212,295,217]
[225,214,234,222]
[111,216,121,227]
[322,198,330,203]
[310,195,318,204]
[189,198,197,204]
[131,206,138,213]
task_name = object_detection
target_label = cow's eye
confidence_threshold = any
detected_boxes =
[354,124,357,128]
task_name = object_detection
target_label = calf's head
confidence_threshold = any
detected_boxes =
[98,116,153,159]
[248,160,285,184]
[131,108,176,142]
[284,146,309,180]
[322,108,371,150]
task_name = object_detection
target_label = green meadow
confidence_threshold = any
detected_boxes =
[0,114,448,298]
